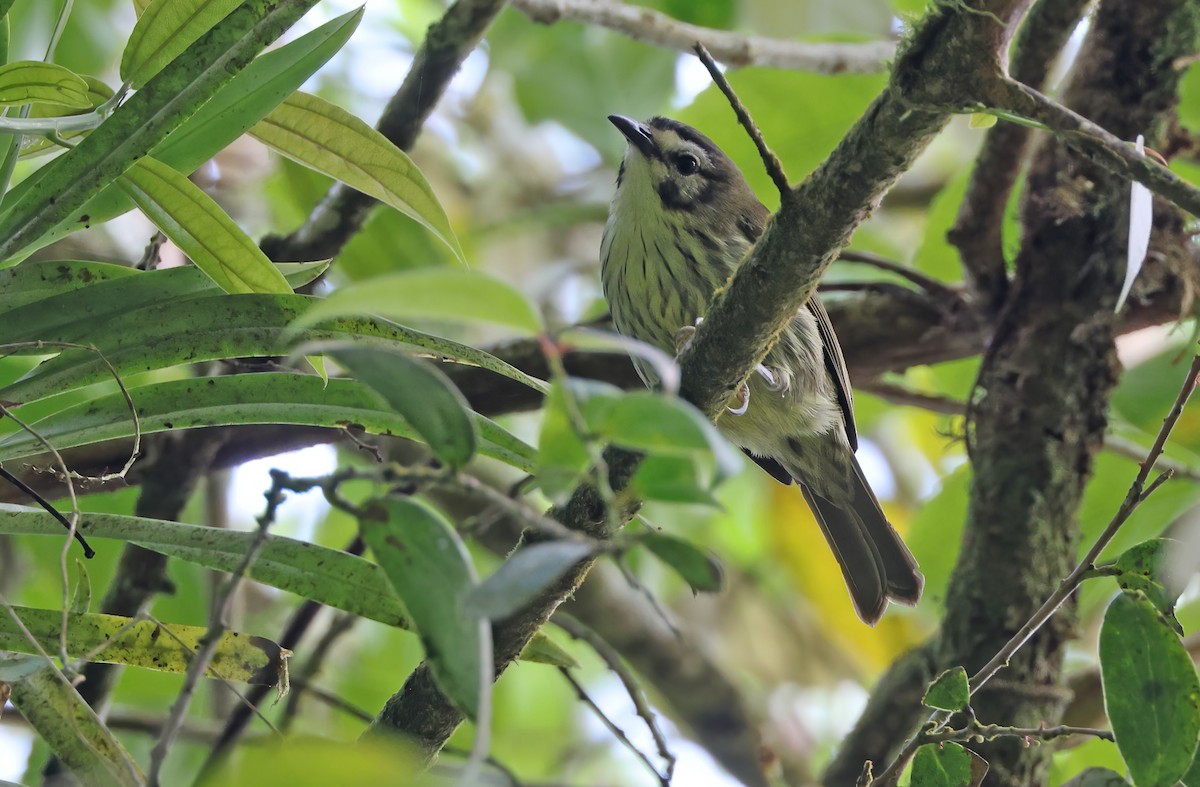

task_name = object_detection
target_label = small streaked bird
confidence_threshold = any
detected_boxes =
[601,115,923,625]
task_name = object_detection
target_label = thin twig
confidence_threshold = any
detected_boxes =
[558,667,670,786]
[556,614,676,783]
[692,43,790,200]
[147,472,288,785]
[875,351,1200,783]
[289,678,373,723]
[837,250,962,301]
[1103,434,1200,482]
[278,613,359,732]
[860,380,967,416]
[512,0,895,74]
[922,721,1113,745]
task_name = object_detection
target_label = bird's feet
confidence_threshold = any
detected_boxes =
[673,318,782,416]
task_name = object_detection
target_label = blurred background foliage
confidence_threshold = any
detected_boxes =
[1,0,1199,785]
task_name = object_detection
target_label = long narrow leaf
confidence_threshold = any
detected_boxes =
[9,667,142,786]
[1,606,284,684]
[121,0,243,88]
[250,91,464,262]
[0,293,543,404]
[117,157,291,294]
[0,374,536,472]
[0,8,362,259]
[0,504,576,668]
[0,0,322,261]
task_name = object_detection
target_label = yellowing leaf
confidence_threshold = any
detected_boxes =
[250,91,464,262]
[117,157,292,294]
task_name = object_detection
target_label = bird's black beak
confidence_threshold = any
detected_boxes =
[608,114,656,158]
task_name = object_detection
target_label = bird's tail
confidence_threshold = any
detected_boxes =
[795,453,923,626]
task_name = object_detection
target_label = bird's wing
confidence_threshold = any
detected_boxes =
[806,296,857,451]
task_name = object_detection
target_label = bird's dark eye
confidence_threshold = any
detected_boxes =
[673,153,700,175]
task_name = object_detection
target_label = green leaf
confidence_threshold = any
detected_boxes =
[121,0,243,88]
[117,157,291,294]
[632,455,721,506]
[535,381,594,502]
[8,666,142,786]
[0,259,140,314]
[0,375,536,473]
[1,606,284,684]
[0,61,90,108]
[250,90,464,262]
[360,498,488,719]
[910,742,986,787]
[1100,592,1200,787]
[0,503,571,668]
[923,666,970,712]
[0,8,362,259]
[639,530,723,594]
[463,541,595,621]
[292,268,543,335]
[0,292,539,406]
[592,392,743,483]
[328,345,478,470]
[1113,539,1186,634]
[0,0,321,261]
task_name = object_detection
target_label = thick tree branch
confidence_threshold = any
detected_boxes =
[949,0,1093,311]
[511,0,895,74]
[365,0,1043,764]
[829,1,1200,782]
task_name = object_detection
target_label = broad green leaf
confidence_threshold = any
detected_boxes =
[0,61,89,108]
[464,540,595,620]
[910,741,985,787]
[535,381,594,502]
[0,503,573,668]
[121,0,243,88]
[0,8,362,259]
[19,78,117,159]
[632,455,720,506]
[1113,539,1185,633]
[329,345,478,470]
[639,530,723,594]
[292,268,543,335]
[0,293,542,405]
[117,157,291,294]
[8,666,142,786]
[250,91,464,262]
[1,606,283,684]
[592,391,743,483]
[923,666,970,711]
[0,375,536,473]
[1101,592,1200,787]
[0,0,322,261]
[361,498,488,719]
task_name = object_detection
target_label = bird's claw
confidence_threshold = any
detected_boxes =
[755,363,788,392]
[672,317,704,357]
[727,382,750,416]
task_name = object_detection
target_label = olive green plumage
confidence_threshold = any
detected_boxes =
[601,115,922,625]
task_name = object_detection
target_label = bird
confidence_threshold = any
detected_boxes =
[600,114,923,625]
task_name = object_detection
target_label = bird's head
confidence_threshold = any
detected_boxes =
[607,115,760,227]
